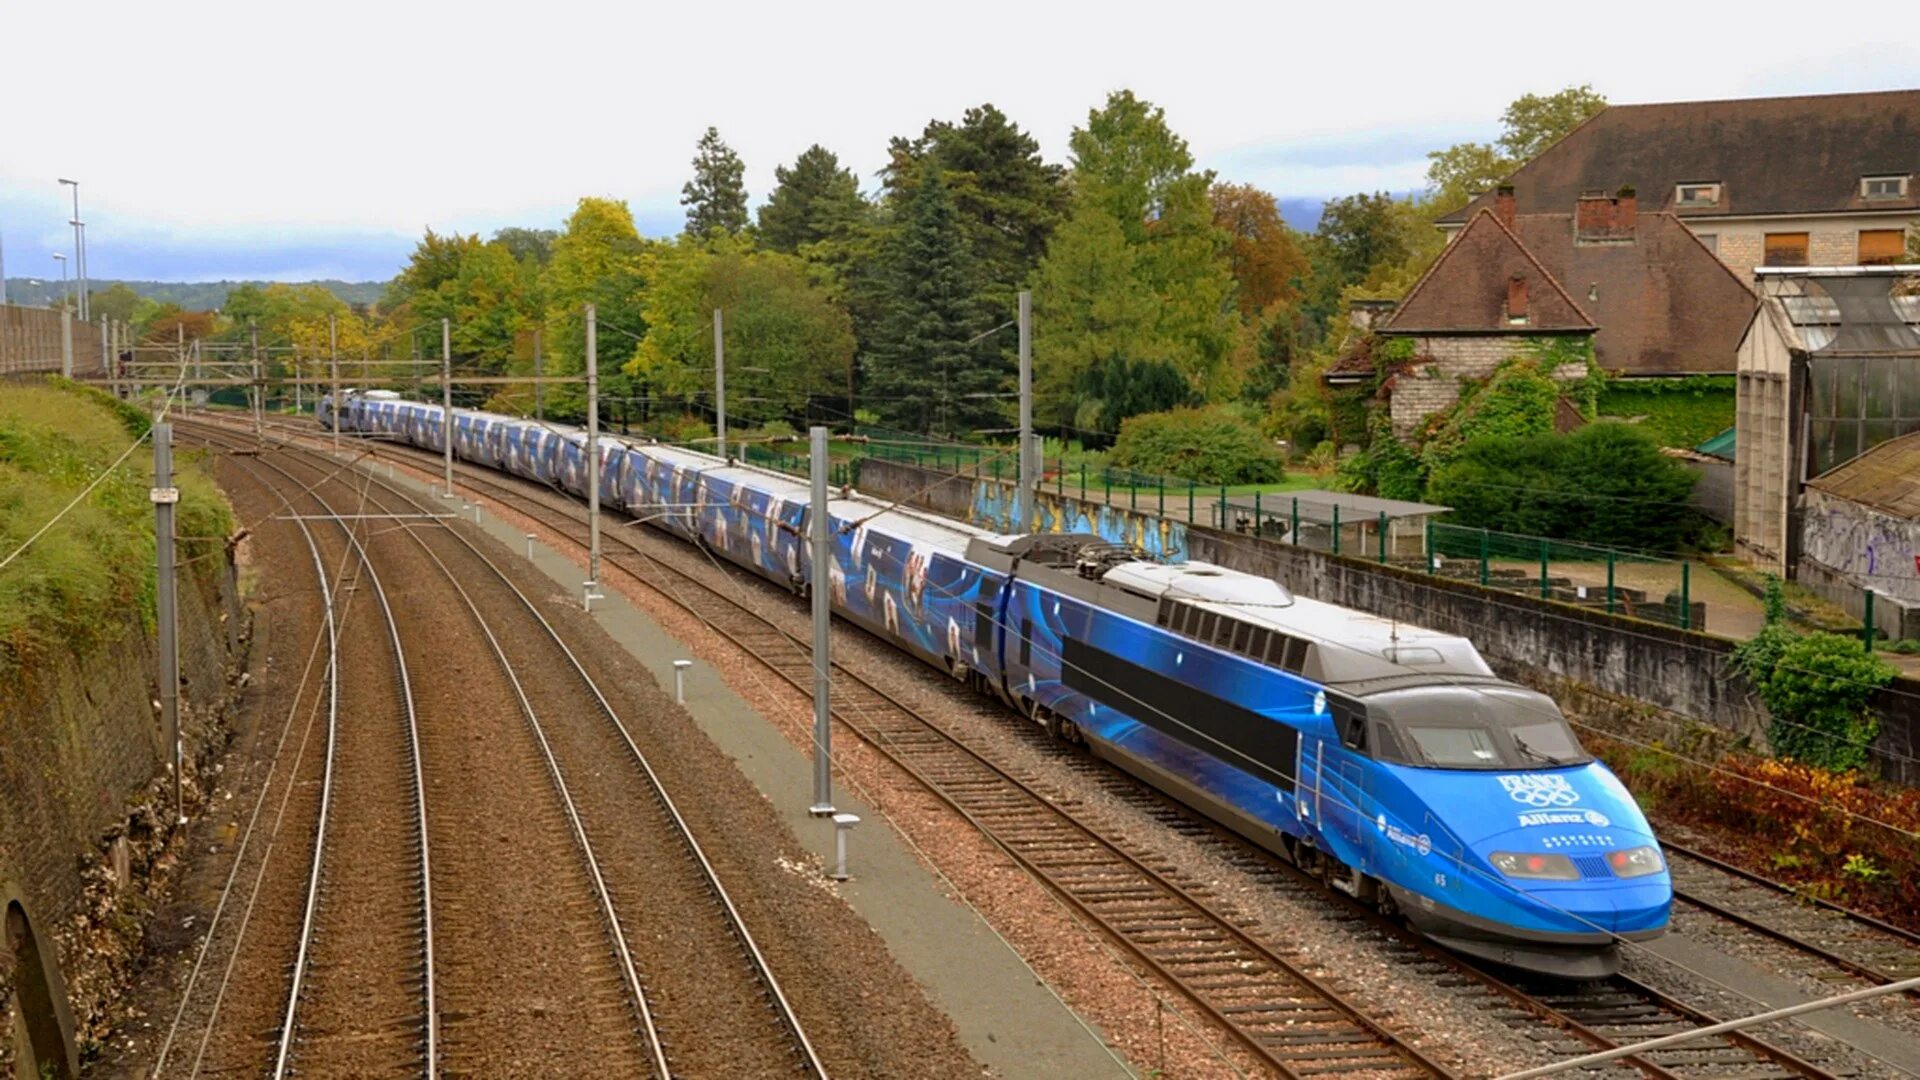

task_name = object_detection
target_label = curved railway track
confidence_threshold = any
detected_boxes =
[257,415,1903,1079]
[186,417,828,1079]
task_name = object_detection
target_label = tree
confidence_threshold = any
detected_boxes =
[384,229,484,309]
[1426,85,1607,212]
[1210,182,1308,317]
[682,126,750,238]
[862,164,999,437]
[541,198,652,423]
[1499,85,1608,160]
[493,227,559,265]
[629,236,854,424]
[884,104,1068,291]
[1032,90,1241,413]
[1030,203,1162,435]
[758,145,867,255]
[89,283,144,324]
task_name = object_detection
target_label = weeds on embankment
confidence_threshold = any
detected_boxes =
[0,380,231,681]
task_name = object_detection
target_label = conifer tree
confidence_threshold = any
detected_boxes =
[681,126,749,238]
[757,145,866,254]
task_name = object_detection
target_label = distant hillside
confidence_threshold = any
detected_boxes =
[1,278,387,312]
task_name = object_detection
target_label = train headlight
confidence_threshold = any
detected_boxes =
[1606,846,1664,878]
[1489,851,1579,881]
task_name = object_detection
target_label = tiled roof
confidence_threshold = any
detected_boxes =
[1382,210,1596,333]
[1440,90,1920,225]
[1807,430,1920,518]
[1509,212,1757,374]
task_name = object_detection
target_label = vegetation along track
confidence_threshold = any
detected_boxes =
[187,417,828,1078]
[283,416,1907,1080]
[283,418,1458,1079]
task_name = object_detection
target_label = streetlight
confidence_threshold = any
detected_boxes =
[51,253,68,309]
[58,178,85,320]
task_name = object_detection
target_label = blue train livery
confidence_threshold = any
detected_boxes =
[319,390,1671,977]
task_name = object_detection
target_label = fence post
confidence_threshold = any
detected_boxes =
[1479,528,1490,586]
[1080,462,1086,497]
[1254,491,1262,536]
[1104,467,1112,506]
[1157,475,1164,517]
[1332,503,1341,555]
[1379,511,1389,564]
[1539,537,1550,600]
[1863,588,1876,650]
[1057,457,1064,497]
[1679,562,1691,630]
[1292,497,1300,546]
[1188,480,1194,524]
[1129,474,1137,510]
[1220,485,1229,531]
[1606,552,1616,615]
[1425,518,1435,574]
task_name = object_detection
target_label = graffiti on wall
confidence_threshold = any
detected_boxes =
[971,480,1188,563]
[1802,491,1920,606]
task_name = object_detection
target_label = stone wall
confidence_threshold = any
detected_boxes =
[1385,334,1591,438]
[0,306,105,377]
[856,456,1920,783]
[0,551,243,1063]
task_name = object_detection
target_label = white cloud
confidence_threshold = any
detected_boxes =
[1,0,1912,280]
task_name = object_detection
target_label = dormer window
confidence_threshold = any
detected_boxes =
[1675,182,1721,208]
[1862,175,1908,200]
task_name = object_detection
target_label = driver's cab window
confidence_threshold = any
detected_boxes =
[1332,697,1368,753]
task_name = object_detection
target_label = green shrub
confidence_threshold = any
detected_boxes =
[1426,421,1698,549]
[1107,406,1285,485]
[1596,375,1736,448]
[652,413,715,445]
[1761,633,1895,772]
[1419,357,1562,472]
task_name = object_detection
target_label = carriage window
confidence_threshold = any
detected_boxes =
[1282,638,1309,672]
[1246,628,1270,662]
[1197,611,1218,641]
[1334,701,1368,752]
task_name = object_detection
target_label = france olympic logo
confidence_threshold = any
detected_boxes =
[1498,774,1580,807]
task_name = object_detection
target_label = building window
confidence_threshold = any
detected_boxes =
[1696,233,1719,253]
[1675,182,1721,207]
[1861,175,1908,200]
[1763,232,1810,267]
[1858,229,1906,265]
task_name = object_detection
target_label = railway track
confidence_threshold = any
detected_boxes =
[258,416,1892,1079]
[1664,843,1920,993]
[187,417,828,1078]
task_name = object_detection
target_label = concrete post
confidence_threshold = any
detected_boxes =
[714,307,726,461]
[586,303,601,599]
[249,322,261,437]
[60,306,72,377]
[329,314,340,453]
[441,317,453,496]
[533,327,544,423]
[809,425,835,817]
[152,420,183,823]
[1017,290,1034,532]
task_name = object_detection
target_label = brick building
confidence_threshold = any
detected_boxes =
[1439,90,1920,274]
[1329,188,1754,436]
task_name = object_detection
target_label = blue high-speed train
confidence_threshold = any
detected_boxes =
[321,390,1671,977]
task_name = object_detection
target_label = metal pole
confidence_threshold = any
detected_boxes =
[1680,561,1691,630]
[1379,510,1389,563]
[441,317,453,495]
[809,426,835,816]
[98,315,108,376]
[1332,503,1341,555]
[1539,537,1549,599]
[586,304,601,594]
[713,307,726,460]
[1863,589,1876,650]
[1425,518,1435,574]
[329,314,340,453]
[1017,290,1034,532]
[1606,553,1616,614]
[153,420,184,823]
[1498,976,1920,1080]
[249,322,261,437]
[533,328,544,422]
[60,306,73,377]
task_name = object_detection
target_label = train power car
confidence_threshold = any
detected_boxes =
[319,391,1671,977]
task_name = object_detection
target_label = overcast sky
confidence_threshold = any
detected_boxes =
[2,0,1914,284]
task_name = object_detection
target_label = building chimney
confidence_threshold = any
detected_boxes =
[1495,184,1516,228]
[1507,274,1530,323]
[1614,185,1637,234]
[1576,190,1613,238]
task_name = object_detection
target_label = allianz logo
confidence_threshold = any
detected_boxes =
[1498,773,1580,807]
[1517,809,1611,828]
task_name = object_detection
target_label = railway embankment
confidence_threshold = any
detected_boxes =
[0,380,242,1075]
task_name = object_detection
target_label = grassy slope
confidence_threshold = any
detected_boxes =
[0,381,231,678]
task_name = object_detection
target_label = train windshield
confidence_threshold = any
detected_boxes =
[1366,686,1590,770]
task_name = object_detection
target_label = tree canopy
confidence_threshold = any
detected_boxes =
[757,145,867,255]
[1426,85,1608,211]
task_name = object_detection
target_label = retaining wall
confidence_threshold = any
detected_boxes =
[856,457,1920,784]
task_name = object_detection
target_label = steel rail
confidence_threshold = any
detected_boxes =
[201,418,825,1078]
[290,419,1454,1079]
[210,440,438,1078]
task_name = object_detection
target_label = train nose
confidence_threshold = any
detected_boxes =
[1529,876,1672,936]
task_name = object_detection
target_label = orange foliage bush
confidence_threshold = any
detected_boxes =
[1594,738,1920,928]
